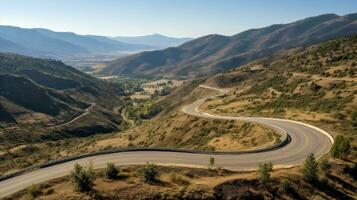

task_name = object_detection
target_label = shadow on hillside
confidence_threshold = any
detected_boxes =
[330,174,356,192]
[315,179,354,200]
[89,189,111,200]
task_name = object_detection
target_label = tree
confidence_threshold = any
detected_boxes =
[71,163,95,192]
[302,153,318,182]
[258,162,273,186]
[141,163,159,184]
[330,135,350,159]
[209,157,215,168]
[159,86,173,96]
[105,163,119,179]
[319,159,331,178]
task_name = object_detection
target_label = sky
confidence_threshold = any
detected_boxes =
[0,0,356,38]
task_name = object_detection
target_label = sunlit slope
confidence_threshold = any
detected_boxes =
[102,13,357,78]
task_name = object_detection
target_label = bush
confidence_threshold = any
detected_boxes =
[141,163,159,184]
[330,135,350,159]
[71,163,95,192]
[27,184,42,198]
[302,153,318,182]
[278,179,292,195]
[105,163,119,179]
[319,159,331,178]
[258,162,273,186]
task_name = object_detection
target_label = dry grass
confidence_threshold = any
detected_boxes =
[130,112,278,151]
[6,161,356,200]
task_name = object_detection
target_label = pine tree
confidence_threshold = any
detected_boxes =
[259,162,273,186]
[302,153,318,182]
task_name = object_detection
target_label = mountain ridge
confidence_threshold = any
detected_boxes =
[0,26,194,58]
[101,13,357,78]
[0,26,153,58]
[113,33,193,49]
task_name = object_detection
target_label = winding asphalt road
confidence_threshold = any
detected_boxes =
[0,85,333,198]
[52,103,95,128]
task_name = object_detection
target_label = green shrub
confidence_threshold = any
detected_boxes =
[105,163,119,179]
[278,179,292,195]
[302,153,318,182]
[275,135,282,144]
[141,163,159,184]
[27,184,42,198]
[319,159,331,178]
[71,163,95,192]
[258,162,273,186]
[330,135,350,159]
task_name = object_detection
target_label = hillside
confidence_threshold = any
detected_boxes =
[6,163,356,200]
[200,34,357,150]
[0,26,152,57]
[76,79,280,155]
[0,53,125,146]
[113,33,193,49]
[101,13,357,78]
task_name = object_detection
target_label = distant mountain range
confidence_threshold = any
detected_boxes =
[0,26,192,58]
[101,13,357,78]
[113,34,193,49]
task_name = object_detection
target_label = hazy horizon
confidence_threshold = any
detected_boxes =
[1,0,356,38]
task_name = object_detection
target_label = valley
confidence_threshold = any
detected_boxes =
[0,7,356,200]
[0,83,333,198]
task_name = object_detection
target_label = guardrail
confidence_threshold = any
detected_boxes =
[0,85,290,183]
[0,134,289,182]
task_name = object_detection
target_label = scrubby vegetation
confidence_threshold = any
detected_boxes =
[6,157,356,200]
[122,112,280,151]
[140,163,159,184]
[71,163,95,192]
[27,184,42,198]
[124,99,163,122]
[202,35,357,154]
[105,163,119,180]
[0,53,126,175]
[258,162,273,186]
[330,135,351,159]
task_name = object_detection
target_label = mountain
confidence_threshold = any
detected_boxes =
[101,13,357,78]
[113,33,193,49]
[200,34,357,151]
[0,53,125,145]
[0,26,153,57]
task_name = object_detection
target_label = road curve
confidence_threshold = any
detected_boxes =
[52,103,95,128]
[0,85,333,198]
